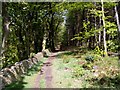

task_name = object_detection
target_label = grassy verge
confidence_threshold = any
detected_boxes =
[52,48,120,88]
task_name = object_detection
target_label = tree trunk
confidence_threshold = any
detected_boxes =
[101,0,108,56]
[48,3,55,52]
[94,15,97,47]
[76,12,80,46]
[115,5,120,62]
[94,2,98,47]
[1,2,10,55]
[98,16,102,47]
[42,33,47,51]
[0,2,2,54]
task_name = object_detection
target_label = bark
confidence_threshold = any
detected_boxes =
[15,24,25,60]
[98,16,102,47]
[89,14,94,49]
[115,5,120,62]
[94,15,97,47]
[48,3,55,52]
[94,2,98,47]
[76,12,80,46]
[34,10,38,53]
[1,2,10,55]
[42,33,47,51]
[88,37,92,49]
[0,2,2,54]
[101,0,108,56]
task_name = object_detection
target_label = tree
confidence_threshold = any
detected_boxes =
[115,3,120,62]
[1,2,64,68]
[2,2,10,53]
[1,2,119,68]
[101,0,108,56]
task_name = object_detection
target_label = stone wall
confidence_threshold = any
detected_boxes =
[0,52,43,89]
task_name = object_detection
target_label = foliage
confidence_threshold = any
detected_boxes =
[72,65,85,78]
[1,1,119,77]
[68,2,119,55]
[107,40,118,52]
[85,55,94,63]
[3,45,19,67]
[94,46,103,55]
[2,2,64,68]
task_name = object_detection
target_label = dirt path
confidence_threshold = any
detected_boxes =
[44,55,54,88]
[4,51,82,89]
[34,53,56,88]
[4,51,81,89]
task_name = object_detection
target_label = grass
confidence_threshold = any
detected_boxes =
[3,47,120,89]
[39,76,46,88]
[53,48,120,88]
[52,58,74,88]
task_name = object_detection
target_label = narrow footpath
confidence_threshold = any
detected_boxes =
[34,53,56,88]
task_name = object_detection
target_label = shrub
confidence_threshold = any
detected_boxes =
[85,55,94,63]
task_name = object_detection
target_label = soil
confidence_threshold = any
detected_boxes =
[34,53,56,88]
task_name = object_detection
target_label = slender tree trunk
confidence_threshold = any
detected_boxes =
[49,13,55,51]
[48,3,55,52]
[0,2,2,54]
[88,37,92,49]
[94,15,97,47]
[115,5,120,62]
[42,33,47,51]
[1,2,10,55]
[98,16,102,47]
[33,15,39,54]
[89,14,94,49]
[101,0,108,56]
[94,2,98,47]
[76,12,80,46]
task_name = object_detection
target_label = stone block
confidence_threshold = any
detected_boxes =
[0,74,11,88]
[15,62,25,74]
[27,59,34,69]
[21,60,30,73]
[31,58,38,64]
[34,52,43,60]
[1,68,17,84]
[10,66,21,79]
